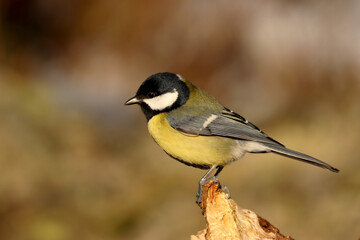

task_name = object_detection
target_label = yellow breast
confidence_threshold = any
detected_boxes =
[147,113,240,167]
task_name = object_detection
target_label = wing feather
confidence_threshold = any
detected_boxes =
[167,107,339,173]
[167,108,283,146]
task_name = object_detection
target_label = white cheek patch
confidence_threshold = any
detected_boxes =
[143,90,179,111]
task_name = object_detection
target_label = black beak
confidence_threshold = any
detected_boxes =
[125,96,141,105]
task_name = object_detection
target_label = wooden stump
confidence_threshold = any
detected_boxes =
[191,180,294,240]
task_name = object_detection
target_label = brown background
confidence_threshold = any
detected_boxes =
[0,0,359,239]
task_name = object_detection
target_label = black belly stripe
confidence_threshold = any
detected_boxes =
[164,151,211,169]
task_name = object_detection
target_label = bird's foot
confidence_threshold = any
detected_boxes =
[196,176,230,204]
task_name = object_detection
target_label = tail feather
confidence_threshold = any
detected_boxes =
[264,144,339,173]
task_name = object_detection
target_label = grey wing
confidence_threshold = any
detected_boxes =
[167,108,340,173]
[167,108,284,146]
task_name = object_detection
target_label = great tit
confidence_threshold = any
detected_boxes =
[125,72,339,201]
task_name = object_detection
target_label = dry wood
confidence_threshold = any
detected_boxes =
[191,180,294,240]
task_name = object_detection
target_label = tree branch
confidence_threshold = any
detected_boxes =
[191,180,294,240]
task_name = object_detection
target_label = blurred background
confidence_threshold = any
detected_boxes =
[0,0,359,239]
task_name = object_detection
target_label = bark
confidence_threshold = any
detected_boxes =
[191,180,294,240]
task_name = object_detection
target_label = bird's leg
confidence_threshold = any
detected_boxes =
[212,165,230,197]
[196,165,223,204]
[206,165,230,197]
[214,165,224,177]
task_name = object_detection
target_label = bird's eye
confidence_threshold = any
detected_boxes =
[146,92,157,98]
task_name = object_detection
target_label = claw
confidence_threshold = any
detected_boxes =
[220,184,231,199]
[196,176,221,204]
[196,165,225,204]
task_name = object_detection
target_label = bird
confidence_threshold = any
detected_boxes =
[125,72,339,202]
